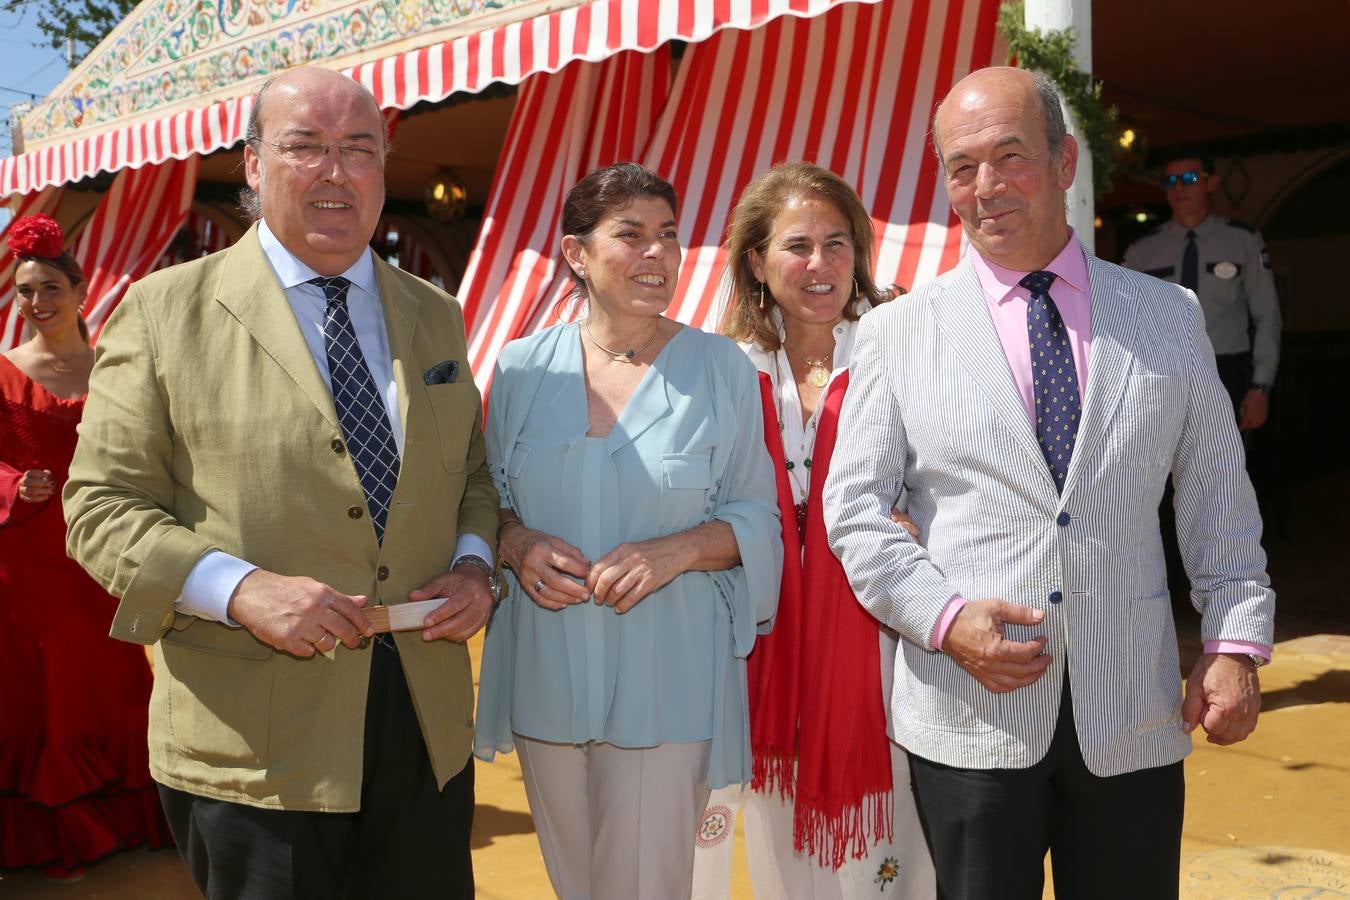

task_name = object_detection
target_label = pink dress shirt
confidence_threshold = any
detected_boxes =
[930,235,1270,663]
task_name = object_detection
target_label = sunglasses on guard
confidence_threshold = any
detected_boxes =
[1163,170,1205,188]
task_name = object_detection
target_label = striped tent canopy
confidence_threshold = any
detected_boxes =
[2,0,1000,374]
[461,0,1001,387]
[2,0,888,198]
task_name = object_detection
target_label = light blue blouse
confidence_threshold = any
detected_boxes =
[474,322,782,788]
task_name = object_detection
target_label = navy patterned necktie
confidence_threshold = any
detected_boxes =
[310,276,400,543]
[1022,270,1079,493]
[1181,229,1199,291]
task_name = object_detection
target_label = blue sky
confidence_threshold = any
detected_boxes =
[1,4,75,224]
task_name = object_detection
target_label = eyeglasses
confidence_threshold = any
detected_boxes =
[257,139,382,171]
[1163,170,1204,188]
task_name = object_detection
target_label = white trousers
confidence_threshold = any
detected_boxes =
[691,741,936,900]
[516,734,713,900]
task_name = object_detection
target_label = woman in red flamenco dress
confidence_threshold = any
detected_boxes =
[0,214,171,882]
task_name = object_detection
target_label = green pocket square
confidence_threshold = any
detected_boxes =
[424,360,459,385]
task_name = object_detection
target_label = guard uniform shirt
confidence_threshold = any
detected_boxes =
[1123,214,1281,386]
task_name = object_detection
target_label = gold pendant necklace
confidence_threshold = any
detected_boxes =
[783,340,832,388]
[804,358,830,388]
[48,349,91,374]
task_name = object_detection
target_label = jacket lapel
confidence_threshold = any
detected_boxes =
[374,257,419,432]
[1060,254,1140,499]
[213,226,339,431]
[930,260,1056,493]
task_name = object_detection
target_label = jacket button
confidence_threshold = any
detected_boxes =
[1056,511,1071,527]
[377,566,390,581]
[1048,590,1063,604]
[347,505,364,519]
[332,439,346,455]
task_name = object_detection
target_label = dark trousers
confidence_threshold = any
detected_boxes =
[1213,351,1252,416]
[159,641,475,900]
[908,680,1184,900]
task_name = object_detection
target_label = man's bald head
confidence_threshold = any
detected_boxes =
[245,67,387,152]
[932,66,1068,170]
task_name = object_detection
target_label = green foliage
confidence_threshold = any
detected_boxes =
[997,0,1119,197]
[2,0,139,67]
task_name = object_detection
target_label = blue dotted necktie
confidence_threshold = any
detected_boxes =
[310,276,400,543]
[1022,271,1079,493]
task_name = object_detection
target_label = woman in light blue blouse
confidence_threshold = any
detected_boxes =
[475,163,782,899]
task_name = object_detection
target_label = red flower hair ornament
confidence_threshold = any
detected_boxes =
[9,213,66,259]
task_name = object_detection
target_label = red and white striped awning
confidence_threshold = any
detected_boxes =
[1,0,872,198]
[461,0,1003,386]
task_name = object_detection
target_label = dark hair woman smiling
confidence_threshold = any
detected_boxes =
[475,163,782,899]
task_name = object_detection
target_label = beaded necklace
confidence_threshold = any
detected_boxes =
[773,344,831,537]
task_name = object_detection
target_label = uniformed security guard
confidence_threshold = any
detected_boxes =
[1124,153,1282,431]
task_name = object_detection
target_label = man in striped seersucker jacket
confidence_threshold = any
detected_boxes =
[824,67,1274,900]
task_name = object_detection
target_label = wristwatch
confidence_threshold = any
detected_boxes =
[453,554,501,603]
[1250,382,1271,393]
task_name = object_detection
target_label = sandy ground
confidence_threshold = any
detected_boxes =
[3,473,1346,899]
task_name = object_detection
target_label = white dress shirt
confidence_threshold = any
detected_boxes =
[176,220,491,624]
[738,306,899,741]
[740,307,864,509]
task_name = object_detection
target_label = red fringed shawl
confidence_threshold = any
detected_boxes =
[747,371,893,869]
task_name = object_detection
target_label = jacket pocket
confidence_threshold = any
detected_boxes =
[1130,591,1183,734]
[426,382,478,473]
[162,626,274,765]
[901,644,997,734]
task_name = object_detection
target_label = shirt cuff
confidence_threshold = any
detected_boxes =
[930,595,968,651]
[452,533,494,569]
[1205,640,1272,662]
[175,550,256,626]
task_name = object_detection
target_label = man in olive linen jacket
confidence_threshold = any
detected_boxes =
[64,67,497,898]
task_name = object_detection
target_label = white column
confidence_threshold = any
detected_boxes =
[1024,0,1094,253]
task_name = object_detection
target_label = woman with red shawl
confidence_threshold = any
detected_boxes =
[0,215,170,882]
[693,164,935,898]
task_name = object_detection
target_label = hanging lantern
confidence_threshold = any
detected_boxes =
[1114,118,1148,176]
[424,168,468,222]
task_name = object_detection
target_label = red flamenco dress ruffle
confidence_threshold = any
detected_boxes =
[0,355,172,872]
